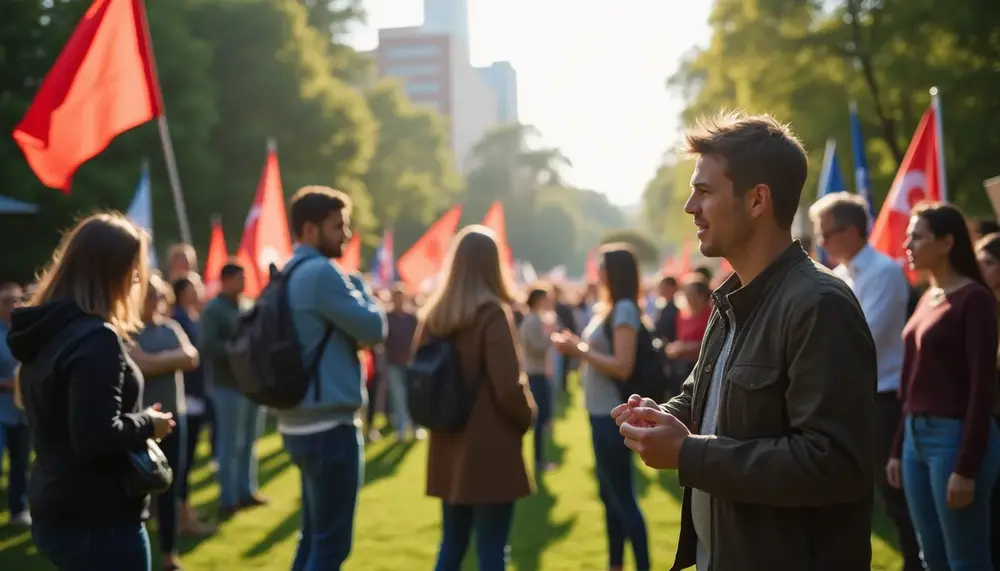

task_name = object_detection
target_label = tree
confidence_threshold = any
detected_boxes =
[600,228,661,265]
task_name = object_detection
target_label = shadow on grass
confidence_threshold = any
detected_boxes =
[364,440,415,485]
[507,476,578,571]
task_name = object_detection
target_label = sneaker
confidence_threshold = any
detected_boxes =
[413,428,428,441]
[239,493,269,508]
[9,511,31,527]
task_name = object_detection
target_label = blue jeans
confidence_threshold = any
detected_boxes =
[902,415,1000,571]
[32,521,151,571]
[387,365,412,436]
[212,386,263,508]
[590,415,651,571]
[0,422,30,514]
[528,374,552,467]
[282,424,363,571]
[434,502,515,571]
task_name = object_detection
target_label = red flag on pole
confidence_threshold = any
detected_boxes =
[585,249,599,283]
[338,234,362,274]
[236,140,293,298]
[203,217,228,298]
[870,100,943,282]
[482,201,513,272]
[398,206,462,289]
[13,0,162,191]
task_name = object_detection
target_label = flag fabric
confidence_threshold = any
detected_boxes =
[338,234,362,274]
[370,230,395,287]
[203,217,228,298]
[585,249,599,283]
[849,102,877,221]
[482,201,513,272]
[520,260,538,284]
[126,162,157,268]
[398,206,462,288]
[870,102,943,281]
[236,141,293,298]
[815,139,848,266]
[547,265,567,283]
[13,0,162,191]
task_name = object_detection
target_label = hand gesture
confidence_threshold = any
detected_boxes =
[946,472,975,509]
[885,458,902,489]
[146,403,175,440]
[550,330,581,356]
[618,406,691,469]
[611,394,659,428]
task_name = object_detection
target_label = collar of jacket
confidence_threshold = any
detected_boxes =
[711,240,809,323]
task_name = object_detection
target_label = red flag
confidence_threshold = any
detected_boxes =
[482,201,513,272]
[202,217,228,298]
[236,141,293,298]
[13,0,162,191]
[398,206,462,288]
[870,103,943,282]
[585,249,599,283]
[338,233,362,274]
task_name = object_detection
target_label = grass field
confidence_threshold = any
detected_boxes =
[0,383,904,570]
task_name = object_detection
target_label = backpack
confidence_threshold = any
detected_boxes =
[226,257,333,409]
[602,302,676,403]
[406,324,486,433]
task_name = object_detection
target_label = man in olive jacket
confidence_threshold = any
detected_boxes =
[614,112,877,571]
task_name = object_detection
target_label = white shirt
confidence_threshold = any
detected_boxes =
[833,245,909,393]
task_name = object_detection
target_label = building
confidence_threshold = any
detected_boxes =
[478,61,519,123]
[371,26,498,171]
[421,0,470,54]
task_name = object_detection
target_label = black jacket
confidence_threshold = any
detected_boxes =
[7,300,155,528]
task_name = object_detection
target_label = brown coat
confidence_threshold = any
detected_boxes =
[415,303,536,505]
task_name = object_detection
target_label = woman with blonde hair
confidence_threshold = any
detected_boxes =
[7,212,175,571]
[414,225,535,571]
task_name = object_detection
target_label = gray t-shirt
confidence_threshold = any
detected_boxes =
[581,300,641,416]
[692,307,736,571]
[137,320,186,416]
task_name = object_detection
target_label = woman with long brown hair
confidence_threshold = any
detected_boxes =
[552,243,651,571]
[414,225,535,571]
[7,212,175,571]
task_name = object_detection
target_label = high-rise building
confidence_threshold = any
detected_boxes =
[421,0,470,53]
[478,61,519,123]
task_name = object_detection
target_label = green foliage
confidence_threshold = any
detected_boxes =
[600,228,661,264]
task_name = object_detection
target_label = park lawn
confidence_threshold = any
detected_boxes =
[0,383,903,571]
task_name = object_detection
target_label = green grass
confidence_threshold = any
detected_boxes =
[0,384,903,570]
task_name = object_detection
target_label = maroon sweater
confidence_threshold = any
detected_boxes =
[892,282,999,477]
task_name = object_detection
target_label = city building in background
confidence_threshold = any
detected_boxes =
[478,61,519,123]
[421,0,470,55]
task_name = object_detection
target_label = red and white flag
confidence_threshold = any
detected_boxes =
[870,100,944,281]
[236,139,292,298]
[202,217,228,298]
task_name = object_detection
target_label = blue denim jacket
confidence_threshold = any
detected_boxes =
[276,245,387,428]
[0,321,25,426]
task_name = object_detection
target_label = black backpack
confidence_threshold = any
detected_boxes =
[226,257,333,409]
[406,335,481,433]
[602,302,676,403]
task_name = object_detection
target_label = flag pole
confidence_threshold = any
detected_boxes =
[929,86,948,203]
[136,0,192,245]
[267,137,277,153]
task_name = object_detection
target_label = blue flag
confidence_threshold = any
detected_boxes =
[849,102,876,222]
[127,161,158,268]
[816,139,847,266]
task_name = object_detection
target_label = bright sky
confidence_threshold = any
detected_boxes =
[345,0,712,206]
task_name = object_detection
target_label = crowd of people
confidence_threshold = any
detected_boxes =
[1,111,999,571]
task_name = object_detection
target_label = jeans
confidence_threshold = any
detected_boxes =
[179,412,206,502]
[874,392,922,571]
[213,386,263,508]
[590,415,651,571]
[902,415,1000,571]
[32,521,151,571]
[282,424,363,571]
[434,502,515,571]
[155,415,185,555]
[387,365,412,436]
[528,374,552,468]
[0,422,30,515]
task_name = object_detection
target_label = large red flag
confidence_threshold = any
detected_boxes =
[481,201,513,272]
[870,103,943,282]
[202,217,228,299]
[13,0,162,191]
[338,234,362,274]
[398,206,462,289]
[236,141,293,298]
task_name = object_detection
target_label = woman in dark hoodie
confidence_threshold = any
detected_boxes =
[7,212,175,571]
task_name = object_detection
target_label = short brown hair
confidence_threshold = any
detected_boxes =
[30,212,148,338]
[681,111,808,229]
[290,186,352,238]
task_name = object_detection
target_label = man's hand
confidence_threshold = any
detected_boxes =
[619,406,691,469]
[611,394,658,428]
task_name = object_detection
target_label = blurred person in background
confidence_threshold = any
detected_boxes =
[167,243,199,283]
[385,285,422,441]
[8,213,175,570]
[551,284,579,394]
[519,284,557,473]
[130,273,201,571]
[652,275,679,343]
[0,281,30,527]
[973,231,1000,570]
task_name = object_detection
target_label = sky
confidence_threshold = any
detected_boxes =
[344,0,712,206]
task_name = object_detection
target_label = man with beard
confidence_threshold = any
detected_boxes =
[277,186,387,570]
